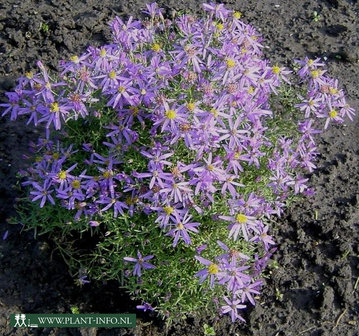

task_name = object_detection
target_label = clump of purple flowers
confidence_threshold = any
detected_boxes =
[2,2,354,324]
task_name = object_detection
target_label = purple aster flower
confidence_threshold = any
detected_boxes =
[0,91,21,120]
[217,260,251,292]
[221,173,244,197]
[250,225,275,251]
[160,180,192,203]
[216,240,250,263]
[152,204,186,229]
[295,57,325,78]
[166,211,200,246]
[107,81,137,109]
[51,163,78,189]
[295,94,322,118]
[140,149,173,170]
[30,180,55,208]
[124,251,155,277]
[172,44,203,73]
[153,101,187,133]
[134,168,172,189]
[38,98,71,130]
[237,280,262,306]
[195,256,220,288]
[97,195,129,217]
[202,3,231,21]
[220,296,246,322]
[219,213,259,241]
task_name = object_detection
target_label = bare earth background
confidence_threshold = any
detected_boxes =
[0,0,358,335]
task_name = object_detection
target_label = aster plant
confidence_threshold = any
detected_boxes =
[2,2,355,325]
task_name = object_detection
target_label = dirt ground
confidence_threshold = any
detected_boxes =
[0,0,358,335]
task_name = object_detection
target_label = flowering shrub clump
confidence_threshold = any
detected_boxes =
[2,2,355,324]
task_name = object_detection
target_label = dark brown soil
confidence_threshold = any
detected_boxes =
[1,1,358,335]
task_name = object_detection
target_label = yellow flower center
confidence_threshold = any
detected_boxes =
[109,70,116,79]
[71,180,81,189]
[165,109,177,120]
[164,206,174,215]
[236,213,247,224]
[102,170,112,178]
[226,58,236,69]
[118,86,126,93]
[100,48,106,57]
[208,263,219,274]
[50,102,59,113]
[35,156,43,162]
[70,55,79,63]
[207,164,214,171]
[310,70,321,79]
[141,88,147,95]
[25,72,33,79]
[210,108,218,117]
[272,66,280,75]
[58,170,67,180]
[216,23,224,30]
[307,59,314,66]
[234,152,240,159]
[130,106,139,115]
[233,11,242,19]
[151,43,161,52]
[329,110,338,118]
[187,102,195,111]
[52,152,60,160]
[308,100,315,106]
[329,87,338,95]
[247,86,255,94]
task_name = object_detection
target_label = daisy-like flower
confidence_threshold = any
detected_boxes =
[97,195,129,217]
[219,212,259,241]
[221,173,244,197]
[51,163,78,189]
[295,57,325,78]
[0,91,21,120]
[30,180,55,208]
[323,106,343,129]
[153,101,187,133]
[166,211,200,246]
[237,279,262,306]
[38,99,71,130]
[220,296,246,322]
[195,255,221,288]
[124,251,156,277]
[173,44,203,73]
[160,180,192,203]
[295,94,322,118]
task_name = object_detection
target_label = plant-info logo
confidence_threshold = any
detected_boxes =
[10,314,136,328]
[12,314,38,328]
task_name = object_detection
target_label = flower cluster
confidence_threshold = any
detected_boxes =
[2,2,354,324]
